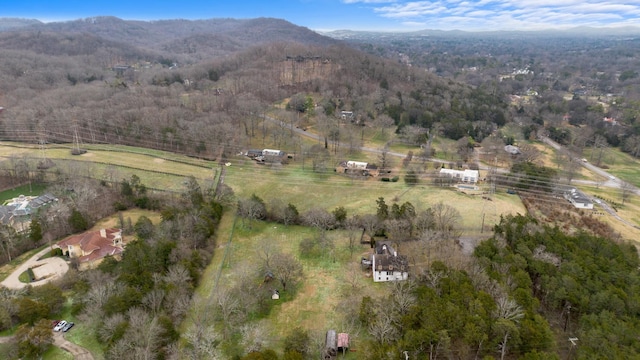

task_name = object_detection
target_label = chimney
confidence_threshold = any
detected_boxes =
[100,229,106,238]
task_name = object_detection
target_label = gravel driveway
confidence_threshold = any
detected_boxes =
[1,247,69,289]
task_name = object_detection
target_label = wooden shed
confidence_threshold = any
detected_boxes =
[337,333,349,352]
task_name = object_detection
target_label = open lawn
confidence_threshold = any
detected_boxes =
[583,146,640,188]
[53,298,105,360]
[189,215,375,357]
[0,142,217,192]
[224,161,526,235]
[0,183,48,203]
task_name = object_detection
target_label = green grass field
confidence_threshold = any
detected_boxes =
[188,215,369,358]
[583,146,640,187]
[0,142,217,192]
[0,183,48,203]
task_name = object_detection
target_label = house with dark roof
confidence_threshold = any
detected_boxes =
[371,241,408,282]
[564,188,594,210]
[55,228,123,270]
[0,193,57,232]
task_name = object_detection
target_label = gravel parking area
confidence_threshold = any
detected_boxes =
[0,247,69,289]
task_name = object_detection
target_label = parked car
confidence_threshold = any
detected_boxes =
[62,322,75,332]
[52,320,60,328]
[54,320,67,332]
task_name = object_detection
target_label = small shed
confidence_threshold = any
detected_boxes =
[324,330,337,359]
[337,333,349,352]
[247,149,263,158]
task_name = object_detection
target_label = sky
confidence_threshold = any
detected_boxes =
[4,0,640,32]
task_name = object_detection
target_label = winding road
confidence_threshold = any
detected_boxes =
[0,246,69,290]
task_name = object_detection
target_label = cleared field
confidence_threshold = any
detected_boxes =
[0,142,216,192]
[224,161,526,234]
[191,215,376,356]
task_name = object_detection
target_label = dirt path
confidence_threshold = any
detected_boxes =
[0,334,94,360]
[53,332,95,360]
[0,247,69,289]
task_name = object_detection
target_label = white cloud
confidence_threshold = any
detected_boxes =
[342,0,398,3]
[361,0,640,30]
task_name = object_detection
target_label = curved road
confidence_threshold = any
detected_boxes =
[0,248,92,359]
[1,247,69,290]
[540,136,640,194]
[263,114,446,162]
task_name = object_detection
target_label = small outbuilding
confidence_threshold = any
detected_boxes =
[324,330,337,359]
[337,333,349,353]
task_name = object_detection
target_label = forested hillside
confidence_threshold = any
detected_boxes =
[0,17,508,161]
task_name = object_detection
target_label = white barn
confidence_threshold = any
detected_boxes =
[439,168,480,184]
[346,161,368,170]
[564,188,594,209]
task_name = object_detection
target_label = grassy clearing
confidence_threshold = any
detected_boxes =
[224,162,525,234]
[64,322,104,360]
[0,183,48,203]
[189,214,374,356]
[583,146,640,187]
[43,344,74,360]
[92,208,163,229]
[0,143,217,192]
[53,298,105,360]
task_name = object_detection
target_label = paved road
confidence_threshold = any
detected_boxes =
[540,136,640,194]
[0,247,69,289]
[263,114,446,162]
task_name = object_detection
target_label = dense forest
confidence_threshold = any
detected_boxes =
[0,17,508,162]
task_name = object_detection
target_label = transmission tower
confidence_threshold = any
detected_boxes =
[480,155,498,233]
[71,120,86,155]
[36,125,54,169]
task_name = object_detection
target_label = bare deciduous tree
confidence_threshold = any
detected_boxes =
[431,202,462,240]
[271,252,303,292]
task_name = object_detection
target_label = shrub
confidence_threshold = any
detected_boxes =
[27,268,35,282]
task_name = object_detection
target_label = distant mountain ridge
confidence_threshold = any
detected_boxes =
[322,25,640,40]
[0,16,339,56]
[0,18,43,31]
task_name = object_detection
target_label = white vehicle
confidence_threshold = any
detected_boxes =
[54,320,67,332]
[609,175,616,180]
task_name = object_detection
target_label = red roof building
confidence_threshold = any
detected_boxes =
[56,228,123,269]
